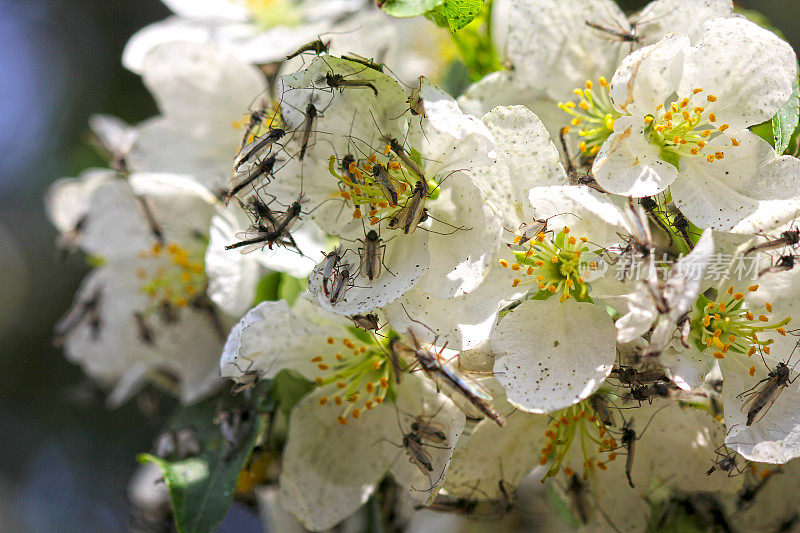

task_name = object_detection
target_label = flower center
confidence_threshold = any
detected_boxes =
[691,284,791,362]
[538,402,618,480]
[500,226,597,303]
[645,88,739,167]
[136,242,207,311]
[558,78,620,158]
[242,0,301,28]
[311,334,398,425]
[328,145,439,227]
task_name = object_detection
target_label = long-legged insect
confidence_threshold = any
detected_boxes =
[328,265,354,305]
[706,443,747,477]
[325,72,378,97]
[341,53,385,73]
[133,312,156,345]
[588,393,615,427]
[639,196,674,244]
[670,212,697,249]
[234,128,286,169]
[738,343,800,426]
[348,313,380,331]
[745,224,800,256]
[381,135,426,181]
[358,229,390,281]
[227,154,278,203]
[611,407,666,488]
[512,212,581,247]
[231,358,261,394]
[566,474,591,525]
[225,198,303,252]
[371,162,401,206]
[397,327,505,427]
[285,38,329,61]
[388,179,428,234]
[558,127,604,192]
[585,19,640,44]
[319,245,346,298]
[54,286,103,345]
[760,254,797,277]
[298,102,318,161]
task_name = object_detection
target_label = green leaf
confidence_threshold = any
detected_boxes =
[278,275,307,305]
[138,383,272,533]
[379,0,444,18]
[253,272,281,305]
[429,0,485,31]
[273,369,315,417]
[772,75,800,155]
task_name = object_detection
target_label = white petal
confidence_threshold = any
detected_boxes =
[592,115,679,196]
[205,210,262,317]
[609,33,688,116]
[88,114,136,158]
[444,408,548,499]
[492,299,615,413]
[390,378,466,504]
[631,402,739,493]
[161,0,248,20]
[45,169,116,235]
[474,105,568,227]
[418,171,502,298]
[616,289,658,344]
[505,0,627,99]
[660,346,712,390]
[220,299,347,380]
[278,388,399,531]
[307,228,430,316]
[383,252,523,351]
[674,134,800,232]
[527,185,628,247]
[678,17,798,130]
[419,78,496,174]
[256,486,305,533]
[636,0,733,45]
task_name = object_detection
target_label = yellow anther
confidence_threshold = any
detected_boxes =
[372,361,381,370]
[599,76,608,87]
[352,408,361,419]
[719,124,729,132]
[573,89,583,97]
[547,285,557,293]
[690,148,699,155]
[511,263,520,271]
[315,377,324,385]
[714,352,725,359]
[708,112,717,122]
[579,101,590,110]
[561,126,571,134]
[571,117,581,126]
[319,397,328,405]
[604,117,615,130]
[318,363,329,371]
[551,256,559,263]
[702,130,712,138]
[731,138,740,147]
[749,285,760,292]
[778,327,787,336]
[535,260,544,267]
[311,356,323,362]
[499,259,509,268]
[336,382,347,389]
[707,155,715,163]
[337,416,348,425]
[766,302,773,312]
[644,115,654,124]
[745,311,755,321]
[679,98,690,108]
[327,337,335,344]
[365,382,374,393]
[714,152,725,160]
[759,315,769,322]
[334,396,343,406]
[526,266,534,275]
[380,377,389,388]
[512,279,521,287]
[568,236,577,245]
[733,292,744,300]
[694,107,704,114]
[693,88,704,95]
[578,141,587,152]
[387,161,400,170]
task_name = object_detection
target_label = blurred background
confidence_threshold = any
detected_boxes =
[0,0,797,531]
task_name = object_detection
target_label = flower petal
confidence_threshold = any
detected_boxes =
[592,115,679,196]
[678,17,798,130]
[636,0,733,45]
[492,299,615,413]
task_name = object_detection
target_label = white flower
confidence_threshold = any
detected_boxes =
[122,0,366,73]
[266,57,501,315]
[220,299,465,530]
[459,0,733,141]
[127,41,267,189]
[490,185,635,413]
[592,17,800,231]
[49,172,230,404]
[616,228,715,350]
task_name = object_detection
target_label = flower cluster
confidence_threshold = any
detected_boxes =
[49,0,800,531]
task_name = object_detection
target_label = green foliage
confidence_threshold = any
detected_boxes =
[772,75,800,155]
[379,0,444,18]
[138,382,274,533]
[445,1,503,80]
[427,0,485,31]
[253,272,308,307]
[273,369,315,417]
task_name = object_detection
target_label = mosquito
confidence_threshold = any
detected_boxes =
[706,443,747,477]
[760,254,797,277]
[745,223,800,256]
[319,245,346,298]
[358,229,391,281]
[298,102,318,161]
[341,53,385,73]
[225,198,303,253]
[381,135,426,181]
[348,313,380,331]
[54,286,103,345]
[737,342,800,426]
[325,72,378,97]
[371,162,401,206]
[388,179,428,234]
[226,154,278,203]
[328,265,354,305]
[396,326,505,427]
[233,128,286,172]
[285,38,329,61]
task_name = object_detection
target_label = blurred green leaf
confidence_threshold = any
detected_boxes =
[138,383,272,533]
[278,275,307,305]
[379,0,444,18]
[772,75,800,155]
[253,272,281,305]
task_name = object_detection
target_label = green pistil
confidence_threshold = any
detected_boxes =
[539,402,616,480]
[691,290,791,359]
[558,78,621,158]
[504,229,594,303]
